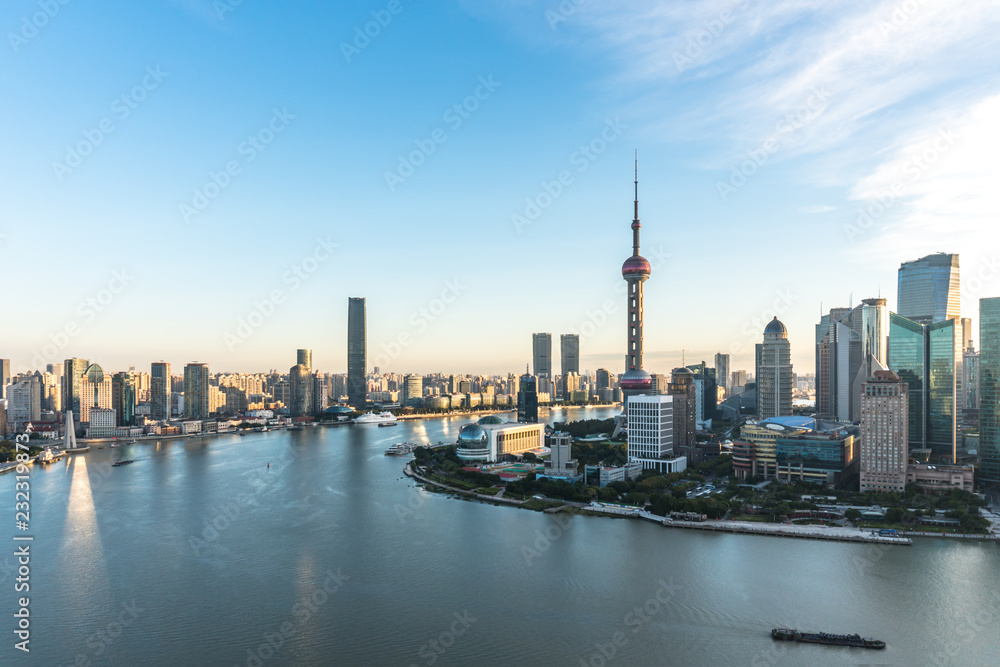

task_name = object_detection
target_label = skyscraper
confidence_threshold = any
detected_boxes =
[815,299,889,422]
[860,370,909,493]
[112,372,136,427]
[755,317,793,419]
[347,297,367,408]
[532,333,552,378]
[715,353,730,398]
[151,362,171,420]
[403,375,423,406]
[0,358,10,399]
[289,363,313,417]
[297,349,313,371]
[619,157,653,402]
[560,333,579,378]
[897,253,961,325]
[63,357,89,416]
[517,369,538,424]
[980,297,1000,484]
[184,363,210,419]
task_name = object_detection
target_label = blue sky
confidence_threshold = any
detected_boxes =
[3,0,999,377]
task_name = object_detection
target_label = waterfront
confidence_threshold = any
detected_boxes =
[2,407,998,666]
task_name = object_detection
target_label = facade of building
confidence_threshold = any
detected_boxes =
[111,372,136,427]
[0,358,10,399]
[715,353,730,398]
[517,371,538,423]
[532,333,552,379]
[455,421,544,463]
[626,394,685,473]
[981,297,1000,484]
[64,357,89,416]
[7,377,41,425]
[86,407,117,438]
[541,432,580,480]
[296,348,312,371]
[403,375,422,406]
[816,299,889,422]
[184,363,210,419]
[347,297,367,407]
[289,363,313,417]
[151,362,171,420]
[560,334,579,395]
[78,367,112,423]
[756,317,793,419]
[905,463,974,493]
[859,370,909,493]
[774,431,857,487]
[897,253,961,325]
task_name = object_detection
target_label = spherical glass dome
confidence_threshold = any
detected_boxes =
[621,255,651,279]
[477,415,505,425]
[456,424,490,461]
[83,363,105,385]
[620,368,652,391]
[764,317,788,335]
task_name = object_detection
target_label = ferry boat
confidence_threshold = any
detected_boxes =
[354,411,396,425]
[771,628,885,650]
[385,442,417,456]
[112,460,136,467]
[378,421,398,427]
[37,447,65,465]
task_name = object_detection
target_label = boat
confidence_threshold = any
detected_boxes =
[112,460,135,467]
[37,447,65,465]
[771,628,885,650]
[378,421,398,427]
[353,411,397,425]
[385,442,417,456]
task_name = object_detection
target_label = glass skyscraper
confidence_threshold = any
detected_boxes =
[151,362,171,420]
[980,298,1000,484]
[347,298,367,408]
[897,253,960,325]
[532,333,552,378]
[926,318,961,462]
[889,313,926,448]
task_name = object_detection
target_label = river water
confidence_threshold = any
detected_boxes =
[1,406,997,666]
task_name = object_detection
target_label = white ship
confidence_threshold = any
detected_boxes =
[385,442,417,456]
[353,411,396,425]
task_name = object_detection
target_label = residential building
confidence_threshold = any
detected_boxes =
[184,363,210,419]
[151,362,171,420]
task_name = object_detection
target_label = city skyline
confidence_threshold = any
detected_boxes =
[4,2,999,377]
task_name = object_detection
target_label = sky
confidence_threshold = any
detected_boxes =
[3,0,999,378]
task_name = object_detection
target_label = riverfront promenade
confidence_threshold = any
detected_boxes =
[661,517,914,545]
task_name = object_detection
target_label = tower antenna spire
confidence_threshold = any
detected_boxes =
[632,150,640,256]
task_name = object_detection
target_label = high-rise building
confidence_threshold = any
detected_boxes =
[560,334,579,393]
[63,358,89,416]
[980,298,1000,484]
[619,158,653,402]
[289,363,313,417]
[79,363,112,423]
[151,362,171,420]
[596,368,611,391]
[755,317,793,419]
[668,368,697,455]
[963,346,980,410]
[532,334,552,379]
[403,375,423,406]
[184,363,210,419]
[859,370,909,493]
[626,394,685,474]
[0,358,10,399]
[517,370,538,424]
[715,353,730,398]
[347,298,367,408]
[297,349,312,371]
[111,372,136,427]
[7,376,41,426]
[815,299,889,422]
[897,253,961,325]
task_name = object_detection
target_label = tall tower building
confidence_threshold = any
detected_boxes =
[560,334,579,378]
[347,297,367,408]
[0,358,10,399]
[715,353,730,398]
[111,372,136,427]
[184,363,210,419]
[978,297,1000,484]
[859,370,909,493]
[897,253,961,325]
[289,363,313,417]
[297,349,313,371]
[517,369,538,424]
[619,157,653,401]
[403,374,423,406]
[532,334,552,379]
[755,317,793,419]
[151,362,171,420]
[63,358,89,416]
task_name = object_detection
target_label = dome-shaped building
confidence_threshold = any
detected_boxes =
[764,316,788,336]
[477,415,505,425]
[456,424,490,462]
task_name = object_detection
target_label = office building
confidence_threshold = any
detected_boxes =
[297,348,312,371]
[111,372,136,427]
[560,334,579,395]
[897,253,961,325]
[184,363,210,419]
[532,333,552,379]
[403,375,423,406]
[715,353,730,397]
[517,370,538,424]
[79,364,112,423]
[151,362,171,420]
[7,376,41,426]
[775,431,857,487]
[859,371,909,493]
[756,317,793,419]
[347,297,367,407]
[0,358,9,399]
[963,346,979,410]
[627,394,685,473]
[63,357,89,416]
[980,297,1000,484]
[540,432,580,481]
[815,299,889,422]
[289,363,313,417]
[668,368,697,456]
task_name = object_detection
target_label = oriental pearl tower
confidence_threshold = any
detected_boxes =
[612,155,652,438]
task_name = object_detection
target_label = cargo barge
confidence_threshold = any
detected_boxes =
[771,628,885,649]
